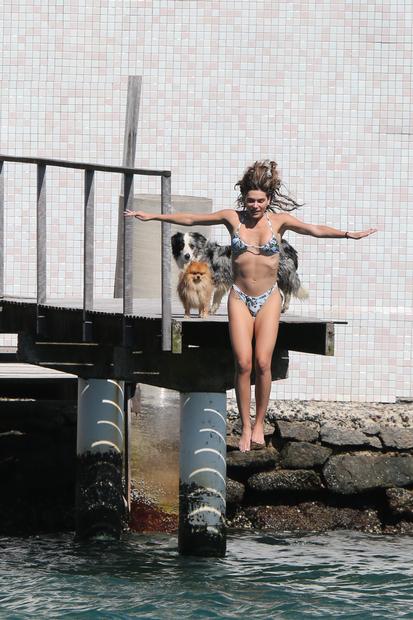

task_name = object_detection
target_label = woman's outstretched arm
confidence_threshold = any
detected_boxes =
[124,208,235,227]
[279,213,378,240]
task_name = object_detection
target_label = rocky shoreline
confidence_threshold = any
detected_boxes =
[1,395,413,535]
[225,399,413,534]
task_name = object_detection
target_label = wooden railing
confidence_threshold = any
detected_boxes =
[0,155,172,351]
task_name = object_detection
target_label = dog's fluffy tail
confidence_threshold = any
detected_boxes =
[295,285,309,300]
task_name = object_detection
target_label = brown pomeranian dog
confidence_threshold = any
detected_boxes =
[177,261,213,318]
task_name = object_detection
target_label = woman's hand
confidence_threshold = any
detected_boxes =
[124,209,152,221]
[347,228,378,239]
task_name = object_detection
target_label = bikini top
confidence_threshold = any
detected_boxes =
[231,212,280,257]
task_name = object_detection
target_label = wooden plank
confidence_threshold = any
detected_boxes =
[0,161,4,298]
[0,361,77,398]
[5,313,332,357]
[16,335,289,391]
[123,173,134,318]
[83,169,95,340]
[0,362,76,378]
[0,154,170,177]
[122,76,142,183]
[1,295,347,324]
[161,174,172,351]
[115,76,142,299]
[36,164,47,305]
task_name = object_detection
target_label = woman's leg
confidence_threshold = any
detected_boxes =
[228,289,255,451]
[252,288,283,445]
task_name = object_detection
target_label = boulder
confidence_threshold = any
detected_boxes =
[323,453,413,494]
[248,469,322,493]
[226,448,279,473]
[274,420,319,443]
[280,442,332,469]
[229,419,275,438]
[386,487,413,516]
[382,521,413,535]
[358,421,381,436]
[226,435,241,451]
[379,428,413,450]
[242,502,382,533]
[227,478,245,505]
[320,425,381,449]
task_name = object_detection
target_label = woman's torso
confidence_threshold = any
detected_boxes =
[227,211,282,297]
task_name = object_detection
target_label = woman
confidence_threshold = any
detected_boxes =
[125,160,377,452]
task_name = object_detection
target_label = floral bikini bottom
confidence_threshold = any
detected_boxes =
[232,282,284,317]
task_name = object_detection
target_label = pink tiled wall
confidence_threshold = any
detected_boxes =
[1,0,412,401]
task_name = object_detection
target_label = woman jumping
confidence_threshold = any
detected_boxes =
[125,160,377,451]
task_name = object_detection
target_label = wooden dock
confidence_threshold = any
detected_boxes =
[0,295,346,392]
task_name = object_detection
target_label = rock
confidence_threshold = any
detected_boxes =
[263,421,276,436]
[274,420,319,443]
[280,442,332,469]
[229,419,275,438]
[323,453,413,494]
[226,448,279,473]
[358,421,381,436]
[386,488,413,516]
[226,510,253,529]
[241,503,381,533]
[227,478,245,504]
[382,521,413,535]
[365,436,383,449]
[320,425,381,449]
[226,435,241,451]
[248,469,322,493]
[379,428,413,450]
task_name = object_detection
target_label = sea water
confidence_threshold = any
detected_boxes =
[2,386,413,618]
[1,531,413,619]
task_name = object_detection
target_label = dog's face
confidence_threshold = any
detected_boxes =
[184,261,212,285]
[171,232,207,269]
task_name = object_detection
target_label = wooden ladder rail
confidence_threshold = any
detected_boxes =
[0,154,172,351]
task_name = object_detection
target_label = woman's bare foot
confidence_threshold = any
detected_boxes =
[238,428,252,452]
[251,421,265,446]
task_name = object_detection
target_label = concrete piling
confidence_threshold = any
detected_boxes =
[76,378,127,539]
[178,392,227,557]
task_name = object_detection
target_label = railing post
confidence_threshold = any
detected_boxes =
[36,164,47,336]
[83,169,95,341]
[123,172,134,346]
[161,173,172,351]
[114,76,142,299]
[0,161,4,298]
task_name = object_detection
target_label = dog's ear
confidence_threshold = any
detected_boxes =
[190,232,207,243]
[281,239,298,267]
[171,232,184,257]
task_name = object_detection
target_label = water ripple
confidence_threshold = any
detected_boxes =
[1,531,413,618]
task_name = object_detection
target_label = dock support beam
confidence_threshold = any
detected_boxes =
[76,378,126,539]
[178,392,227,557]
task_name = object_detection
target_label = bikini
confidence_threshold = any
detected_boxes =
[231,212,284,317]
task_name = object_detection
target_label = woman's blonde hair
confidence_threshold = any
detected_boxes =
[234,160,302,212]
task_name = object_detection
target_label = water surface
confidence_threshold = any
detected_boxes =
[1,531,413,618]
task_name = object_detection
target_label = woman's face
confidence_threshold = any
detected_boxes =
[244,190,270,219]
